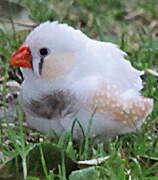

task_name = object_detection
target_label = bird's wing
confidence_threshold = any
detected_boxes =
[87,80,153,129]
[87,41,143,93]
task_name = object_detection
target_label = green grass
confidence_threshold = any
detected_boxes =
[0,0,158,179]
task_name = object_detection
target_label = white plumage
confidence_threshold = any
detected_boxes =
[9,21,153,142]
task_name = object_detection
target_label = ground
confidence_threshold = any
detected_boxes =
[0,0,158,179]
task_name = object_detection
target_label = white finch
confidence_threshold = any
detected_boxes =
[9,21,153,141]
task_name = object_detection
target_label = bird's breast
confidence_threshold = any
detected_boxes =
[22,89,79,120]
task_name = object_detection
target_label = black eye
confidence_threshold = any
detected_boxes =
[39,48,49,56]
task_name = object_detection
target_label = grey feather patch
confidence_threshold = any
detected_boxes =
[39,57,44,75]
[24,90,78,120]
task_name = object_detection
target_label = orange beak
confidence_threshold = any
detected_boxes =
[9,44,32,68]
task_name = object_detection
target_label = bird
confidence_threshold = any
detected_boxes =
[9,21,153,142]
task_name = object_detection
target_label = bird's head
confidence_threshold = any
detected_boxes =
[9,21,88,81]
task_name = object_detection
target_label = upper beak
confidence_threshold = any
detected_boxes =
[9,44,32,68]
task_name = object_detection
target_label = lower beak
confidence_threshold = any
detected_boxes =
[9,44,32,68]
